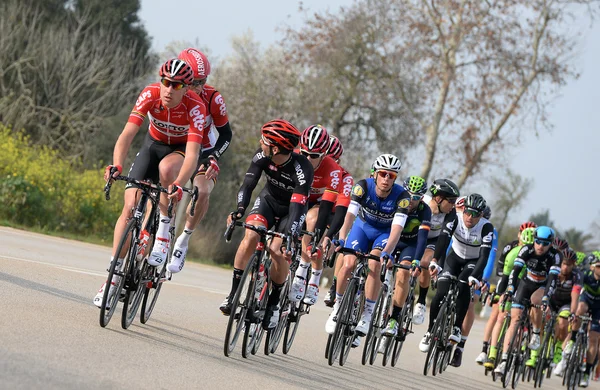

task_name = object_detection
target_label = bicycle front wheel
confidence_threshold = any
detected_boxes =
[362,284,385,366]
[99,218,136,328]
[328,278,356,366]
[423,301,447,376]
[121,258,148,329]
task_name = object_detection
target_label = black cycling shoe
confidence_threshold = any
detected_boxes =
[219,296,233,316]
[324,284,336,307]
[449,348,463,367]
[261,304,280,330]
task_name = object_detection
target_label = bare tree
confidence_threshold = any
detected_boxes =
[489,168,533,236]
[0,0,152,164]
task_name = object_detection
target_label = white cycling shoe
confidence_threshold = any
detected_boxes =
[148,238,169,266]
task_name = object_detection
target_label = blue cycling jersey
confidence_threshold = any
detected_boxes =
[350,178,410,230]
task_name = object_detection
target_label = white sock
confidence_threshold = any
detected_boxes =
[295,260,310,280]
[176,228,194,248]
[363,299,376,317]
[308,268,323,286]
[156,213,171,241]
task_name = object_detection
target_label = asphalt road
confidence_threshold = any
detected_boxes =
[0,227,571,389]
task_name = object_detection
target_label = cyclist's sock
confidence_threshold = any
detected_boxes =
[530,349,539,359]
[176,228,194,247]
[229,268,244,297]
[391,305,402,321]
[156,214,171,240]
[489,346,498,359]
[532,327,540,335]
[501,352,508,361]
[418,286,429,305]
[458,335,467,349]
[363,299,376,317]
[308,268,323,286]
[268,281,284,306]
[295,260,310,280]
[334,293,343,310]
[482,341,489,354]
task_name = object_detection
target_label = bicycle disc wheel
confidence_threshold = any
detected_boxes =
[121,258,148,329]
[223,254,255,357]
[99,218,136,328]
[328,279,356,366]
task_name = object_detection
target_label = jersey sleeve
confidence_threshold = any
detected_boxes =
[236,149,266,210]
[335,172,354,208]
[321,159,341,203]
[285,156,314,236]
[208,90,229,127]
[348,179,368,216]
[433,209,458,264]
[185,97,207,144]
[471,222,495,280]
[128,86,156,125]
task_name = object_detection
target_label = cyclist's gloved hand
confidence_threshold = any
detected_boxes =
[429,261,442,276]
[232,207,245,220]
[541,295,550,308]
[380,251,391,266]
[168,182,183,202]
[411,259,420,269]
[506,284,515,295]
[568,313,576,323]
[104,164,122,181]
[204,155,220,180]
[468,276,481,289]
[332,238,345,249]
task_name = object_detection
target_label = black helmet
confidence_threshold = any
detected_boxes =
[464,193,486,212]
[430,179,460,198]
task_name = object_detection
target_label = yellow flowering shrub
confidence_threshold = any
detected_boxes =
[0,123,122,236]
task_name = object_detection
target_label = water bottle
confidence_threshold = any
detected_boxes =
[136,229,150,261]
[255,263,266,299]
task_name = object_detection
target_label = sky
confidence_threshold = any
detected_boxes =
[139,0,600,236]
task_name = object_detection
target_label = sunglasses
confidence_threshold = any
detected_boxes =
[300,149,323,159]
[408,193,423,201]
[376,171,398,180]
[535,239,552,246]
[464,208,481,218]
[191,78,207,87]
[260,135,272,146]
[444,197,457,205]
[160,78,186,90]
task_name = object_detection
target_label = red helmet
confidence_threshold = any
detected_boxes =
[300,125,329,154]
[261,119,301,151]
[159,59,194,85]
[519,221,537,232]
[562,248,577,264]
[553,237,569,252]
[327,135,344,161]
[178,48,211,79]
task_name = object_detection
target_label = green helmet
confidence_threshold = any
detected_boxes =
[520,227,535,245]
[403,175,427,195]
[576,251,586,265]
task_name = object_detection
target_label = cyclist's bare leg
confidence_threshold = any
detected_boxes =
[530,288,544,331]
[184,174,214,230]
[301,206,323,273]
[232,222,263,270]
[392,261,412,308]
[268,236,289,285]
[462,299,476,337]
[483,303,500,341]
[112,187,142,257]
[157,153,185,215]
[503,307,523,352]
[364,249,382,302]
[337,254,357,295]
[419,248,433,297]
[588,331,600,368]
[572,301,589,333]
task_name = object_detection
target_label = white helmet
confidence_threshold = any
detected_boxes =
[372,154,402,173]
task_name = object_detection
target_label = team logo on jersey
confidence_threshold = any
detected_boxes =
[352,185,364,197]
[398,199,410,209]
[268,164,278,171]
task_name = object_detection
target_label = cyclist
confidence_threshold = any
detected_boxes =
[412,179,460,325]
[323,136,354,307]
[520,247,580,369]
[163,48,233,273]
[289,125,341,305]
[220,119,314,331]
[495,221,537,278]
[494,226,562,376]
[419,194,494,352]
[451,205,498,367]
[554,252,600,386]
[481,226,535,368]
[325,154,410,342]
[94,59,206,308]
[381,176,431,338]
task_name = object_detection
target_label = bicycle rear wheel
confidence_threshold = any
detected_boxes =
[223,254,255,357]
[283,301,304,355]
[340,283,361,366]
[121,258,148,329]
[392,292,414,367]
[362,284,385,365]
[423,301,446,376]
[534,329,552,388]
[265,282,289,355]
[99,218,136,328]
[328,278,356,366]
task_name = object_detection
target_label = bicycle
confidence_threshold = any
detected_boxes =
[326,247,380,367]
[222,219,289,358]
[265,229,317,356]
[486,295,513,382]
[533,310,558,388]
[423,275,475,376]
[100,175,197,329]
[563,314,592,390]
[501,297,535,389]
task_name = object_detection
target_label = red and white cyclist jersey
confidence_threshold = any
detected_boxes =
[308,156,341,205]
[334,167,354,209]
[128,83,207,145]
[198,84,229,151]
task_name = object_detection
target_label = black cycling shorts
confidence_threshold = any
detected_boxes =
[246,188,290,232]
[513,279,545,309]
[126,133,185,187]
[438,251,477,284]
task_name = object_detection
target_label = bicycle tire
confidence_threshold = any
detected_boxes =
[362,284,385,365]
[534,320,553,388]
[508,321,526,389]
[423,300,446,376]
[328,278,356,366]
[139,261,165,324]
[391,293,413,367]
[339,282,361,367]
[282,301,302,355]
[121,258,148,329]
[223,253,255,357]
[247,278,269,357]
[99,218,136,328]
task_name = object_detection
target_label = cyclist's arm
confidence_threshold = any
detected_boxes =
[482,228,498,282]
[544,250,562,298]
[211,122,232,160]
[381,194,410,254]
[236,150,265,211]
[313,200,335,242]
[508,245,530,290]
[471,222,494,280]
[175,141,202,185]
[112,122,140,168]
[313,164,341,241]
[413,205,432,263]
[432,209,458,268]
[284,158,314,237]
[325,205,348,239]
[571,270,583,314]
[496,242,514,277]
[497,246,520,294]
